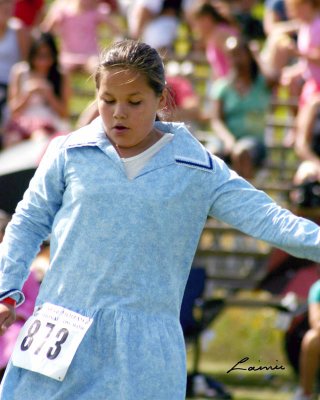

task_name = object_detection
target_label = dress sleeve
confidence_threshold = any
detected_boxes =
[207,155,320,262]
[0,136,66,305]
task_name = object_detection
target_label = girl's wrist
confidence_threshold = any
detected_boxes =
[0,297,17,307]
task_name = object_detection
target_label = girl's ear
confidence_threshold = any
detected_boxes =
[158,87,168,110]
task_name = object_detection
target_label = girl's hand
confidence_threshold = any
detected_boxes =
[0,303,16,336]
[223,136,236,156]
[27,79,53,97]
[280,65,302,86]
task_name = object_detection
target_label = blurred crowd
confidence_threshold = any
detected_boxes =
[1,0,320,397]
[1,0,320,189]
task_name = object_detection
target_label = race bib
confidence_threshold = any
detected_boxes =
[11,303,93,381]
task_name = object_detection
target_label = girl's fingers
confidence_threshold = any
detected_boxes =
[0,309,16,335]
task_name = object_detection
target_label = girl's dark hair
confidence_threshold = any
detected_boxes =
[28,32,62,97]
[95,40,166,97]
[193,2,233,25]
[225,36,259,81]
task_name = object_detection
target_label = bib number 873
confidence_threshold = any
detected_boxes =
[20,319,69,360]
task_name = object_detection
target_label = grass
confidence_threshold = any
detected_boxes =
[187,360,295,400]
[185,293,299,400]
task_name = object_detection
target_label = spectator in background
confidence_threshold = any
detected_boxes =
[190,2,239,80]
[3,32,71,147]
[280,0,320,145]
[123,0,194,53]
[293,278,320,400]
[164,61,203,126]
[41,0,121,74]
[0,0,29,145]
[260,0,298,84]
[264,0,288,35]
[294,95,320,183]
[210,36,275,180]
[13,0,45,31]
[290,95,320,208]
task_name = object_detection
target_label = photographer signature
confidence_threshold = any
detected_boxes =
[226,356,286,373]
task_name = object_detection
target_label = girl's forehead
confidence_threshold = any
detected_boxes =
[99,68,149,89]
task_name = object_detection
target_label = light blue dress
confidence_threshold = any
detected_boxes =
[0,118,320,399]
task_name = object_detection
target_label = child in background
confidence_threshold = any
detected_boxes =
[190,2,239,79]
[41,0,121,74]
[0,0,29,142]
[3,32,70,147]
[294,94,320,184]
[281,0,320,145]
[123,0,194,53]
[1,40,320,400]
[210,36,275,180]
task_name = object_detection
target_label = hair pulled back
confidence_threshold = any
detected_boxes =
[95,40,166,97]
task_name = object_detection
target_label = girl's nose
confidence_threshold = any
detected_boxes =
[113,103,127,119]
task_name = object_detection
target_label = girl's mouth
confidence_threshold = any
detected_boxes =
[113,125,129,134]
[114,124,128,129]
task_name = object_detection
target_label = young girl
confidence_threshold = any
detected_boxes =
[191,2,239,79]
[280,0,320,145]
[0,0,29,139]
[210,36,275,180]
[3,32,70,147]
[41,0,121,74]
[0,39,320,400]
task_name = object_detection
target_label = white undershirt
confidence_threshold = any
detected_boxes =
[121,133,174,179]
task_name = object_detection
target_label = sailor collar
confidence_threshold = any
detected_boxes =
[61,117,214,173]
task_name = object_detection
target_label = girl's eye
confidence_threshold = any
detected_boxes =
[129,101,141,106]
[103,99,115,104]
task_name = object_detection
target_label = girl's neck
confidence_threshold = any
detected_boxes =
[30,69,49,79]
[112,128,164,158]
[232,71,253,94]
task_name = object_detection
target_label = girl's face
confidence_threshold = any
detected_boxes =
[97,68,166,156]
[285,0,315,22]
[192,15,216,40]
[32,43,54,73]
[227,44,251,72]
[78,0,98,11]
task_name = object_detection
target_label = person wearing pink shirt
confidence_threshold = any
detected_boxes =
[41,0,121,74]
[281,0,320,145]
[13,0,45,29]
[190,2,239,79]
